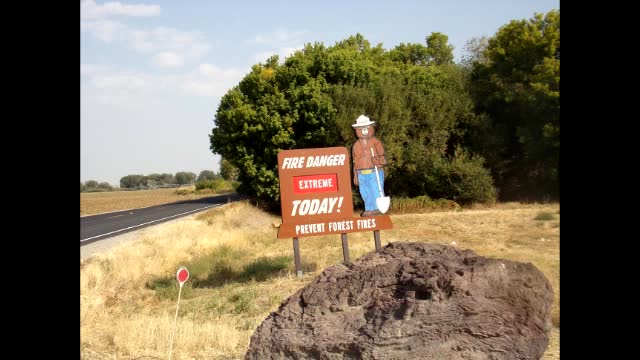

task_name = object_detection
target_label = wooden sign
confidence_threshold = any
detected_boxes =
[277,147,392,239]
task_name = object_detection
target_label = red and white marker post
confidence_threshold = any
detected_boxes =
[177,267,189,285]
[168,266,189,360]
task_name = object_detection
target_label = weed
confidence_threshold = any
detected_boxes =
[534,212,555,221]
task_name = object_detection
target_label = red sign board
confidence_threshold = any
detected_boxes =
[293,174,338,194]
[176,267,189,284]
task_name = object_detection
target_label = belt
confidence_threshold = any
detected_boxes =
[357,169,374,174]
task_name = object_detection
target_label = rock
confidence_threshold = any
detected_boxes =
[245,242,553,360]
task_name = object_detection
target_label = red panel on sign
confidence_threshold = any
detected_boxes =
[293,174,338,194]
[177,268,189,283]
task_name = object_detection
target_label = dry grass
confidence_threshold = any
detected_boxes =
[80,186,228,216]
[80,201,560,359]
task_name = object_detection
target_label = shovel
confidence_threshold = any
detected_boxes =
[371,148,390,214]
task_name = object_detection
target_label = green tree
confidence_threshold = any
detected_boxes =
[85,180,98,189]
[426,32,454,65]
[97,182,113,191]
[388,43,430,65]
[460,36,489,69]
[161,173,176,184]
[119,175,146,189]
[219,158,239,181]
[211,33,495,209]
[81,182,86,192]
[388,32,455,67]
[175,171,196,185]
[197,170,216,182]
[146,173,165,185]
[469,10,559,200]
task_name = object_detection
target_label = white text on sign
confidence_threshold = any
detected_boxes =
[281,154,346,169]
[299,178,332,189]
[295,223,325,235]
[294,218,378,235]
[290,197,344,216]
[293,173,338,194]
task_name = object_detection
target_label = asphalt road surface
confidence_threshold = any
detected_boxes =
[81,193,243,246]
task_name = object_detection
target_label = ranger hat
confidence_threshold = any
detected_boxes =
[352,114,375,128]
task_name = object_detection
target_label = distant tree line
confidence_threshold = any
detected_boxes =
[80,180,114,192]
[210,10,559,210]
[118,171,202,189]
[81,164,242,192]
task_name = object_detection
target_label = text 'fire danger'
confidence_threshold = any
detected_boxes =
[281,154,346,169]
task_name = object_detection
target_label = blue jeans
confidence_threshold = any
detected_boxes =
[357,169,384,211]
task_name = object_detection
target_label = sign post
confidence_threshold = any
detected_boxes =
[168,267,189,360]
[292,237,302,277]
[341,233,350,263]
[374,230,381,252]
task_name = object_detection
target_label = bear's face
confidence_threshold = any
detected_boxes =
[355,125,375,139]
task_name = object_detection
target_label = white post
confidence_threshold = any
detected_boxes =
[168,282,183,360]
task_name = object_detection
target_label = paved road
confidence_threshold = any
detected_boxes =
[80,193,243,246]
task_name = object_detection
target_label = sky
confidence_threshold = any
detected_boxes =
[81,0,560,186]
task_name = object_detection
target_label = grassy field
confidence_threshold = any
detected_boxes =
[80,200,559,359]
[80,186,231,216]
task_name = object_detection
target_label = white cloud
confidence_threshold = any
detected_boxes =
[92,74,148,90]
[81,0,161,20]
[253,46,303,64]
[81,19,124,42]
[81,63,246,102]
[152,52,185,68]
[80,63,109,76]
[251,29,307,46]
[128,29,154,52]
[248,28,306,65]
[198,64,221,76]
[281,46,303,58]
[81,20,211,67]
[180,64,246,97]
[82,65,157,108]
[253,51,275,64]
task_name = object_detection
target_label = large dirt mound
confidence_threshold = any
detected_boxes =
[246,242,553,359]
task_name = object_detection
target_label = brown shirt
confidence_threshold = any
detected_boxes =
[352,137,386,177]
